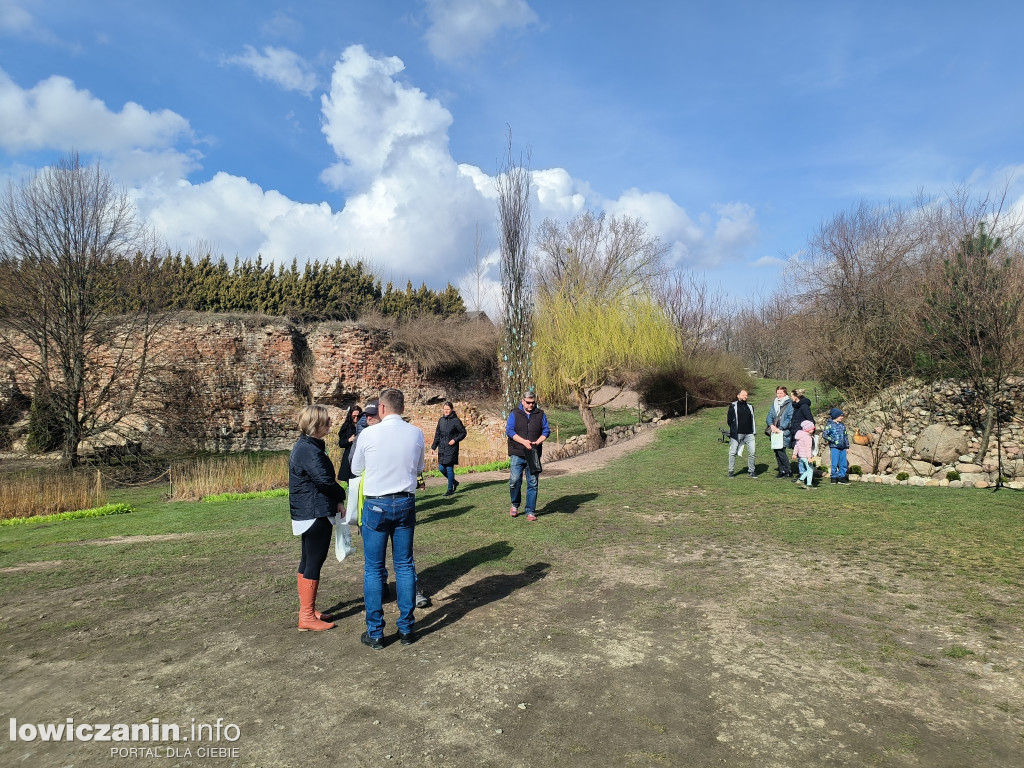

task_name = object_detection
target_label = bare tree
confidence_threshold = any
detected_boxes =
[732,291,797,379]
[799,200,927,396]
[918,189,1024,462]
[535,211,667,304]
[0,153,169,466]
[495,131,534,416]
[657,268,729,358]
[458,223,500,316]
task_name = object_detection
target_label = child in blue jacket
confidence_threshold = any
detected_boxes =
[823,408,850,484]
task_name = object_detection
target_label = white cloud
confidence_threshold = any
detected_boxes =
[0,0,32,34]
[423,0,537,61]
[320,45,454,190]
[533,168,587,217]
[0,68,197,182]
[134,172,347,263]
[260,12,303,42]
[751,255,787,268]
[224,45,317,95]
[604,190,758,268]
[0,45,758,292]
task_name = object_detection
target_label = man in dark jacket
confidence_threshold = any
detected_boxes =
[726,389,757,478]
[506,389,550,521]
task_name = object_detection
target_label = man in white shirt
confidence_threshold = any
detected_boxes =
[350,388,425,649]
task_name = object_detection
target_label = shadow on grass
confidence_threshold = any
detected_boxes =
[418,504,474,525]
[416,561,550,636]
[417,540,514,596]
[538,492,597,517]
[321,594,364,622]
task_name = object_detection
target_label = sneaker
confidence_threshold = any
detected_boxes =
[526,513,538,522]
[728,471,735,478]
[399,631,418,646]
[360,631,384,650]
[748,473,758,479]
[509,506,518,517]
[415,591,431,609]
[443,490,454,497]
[453,480,460,491]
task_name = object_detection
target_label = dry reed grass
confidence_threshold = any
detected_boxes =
[359,311,498,378]
[0,469,105,520]
[169,454,290,501]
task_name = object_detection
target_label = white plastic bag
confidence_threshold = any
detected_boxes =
[770,431,784,450]
[334,522,354,562]
[345,475,362,525]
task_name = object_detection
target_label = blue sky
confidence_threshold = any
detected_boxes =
[2,0,1023,309]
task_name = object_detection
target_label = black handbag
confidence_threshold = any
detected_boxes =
[525,446,543,475]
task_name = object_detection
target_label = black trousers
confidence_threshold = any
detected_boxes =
[298,517,332,580]
[773,448,791,475]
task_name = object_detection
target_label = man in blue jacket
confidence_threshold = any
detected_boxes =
[506,389,550,522]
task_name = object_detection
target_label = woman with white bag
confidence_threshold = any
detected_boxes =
[766,386,793,478]
[289,404,346,631]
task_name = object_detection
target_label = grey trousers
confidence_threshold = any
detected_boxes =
[728,434,756,474]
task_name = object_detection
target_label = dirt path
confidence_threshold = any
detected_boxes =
[425,421,664,488]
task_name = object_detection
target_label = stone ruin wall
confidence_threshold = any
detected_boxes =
[829,376,1024,489]
[0,315,499,455]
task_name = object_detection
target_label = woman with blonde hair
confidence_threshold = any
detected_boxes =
[289,404,346,631]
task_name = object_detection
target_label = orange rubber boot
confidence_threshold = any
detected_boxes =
[297,574,331,622]
[297,576,335,631]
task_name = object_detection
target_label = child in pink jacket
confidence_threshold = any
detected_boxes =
[793,420,816,489]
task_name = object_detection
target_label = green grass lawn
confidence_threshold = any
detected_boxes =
[2,386,1022,768]
[3,387,1019,595]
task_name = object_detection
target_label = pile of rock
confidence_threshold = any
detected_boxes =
[836,377,1024,490]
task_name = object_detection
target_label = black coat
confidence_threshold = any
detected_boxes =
[432,412,468,466]
[789,396,813,448]
[337,420,358,480]
[289,434,345,521]
[726,400,755,439]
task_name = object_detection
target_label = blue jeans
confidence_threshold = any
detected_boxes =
[830,447,848,478]
[361,495,416,638]
[509,455,538,514]
[798,458,813,486]
[439,463,456,493]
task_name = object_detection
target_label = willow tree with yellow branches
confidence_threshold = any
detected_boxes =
[534,291,678,448]
[533,210,677,449]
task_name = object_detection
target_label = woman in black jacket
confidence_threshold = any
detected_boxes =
[788,388,814,475]
[290,404,346,632]
[431,401,468,497]
[336,404,362,481]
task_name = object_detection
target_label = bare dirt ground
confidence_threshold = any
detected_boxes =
[2,424,1022,768]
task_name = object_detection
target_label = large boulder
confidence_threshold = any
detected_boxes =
[892,458,939,477]
[915,425,968,465]
[845,443,890,473]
